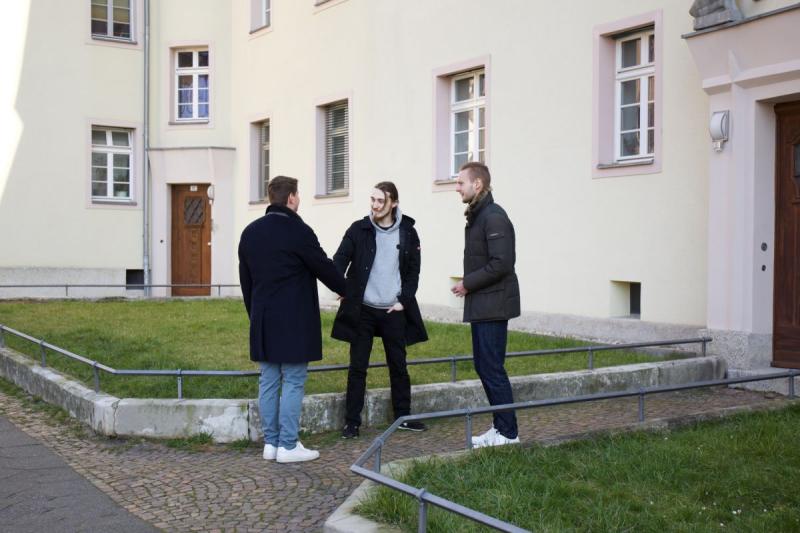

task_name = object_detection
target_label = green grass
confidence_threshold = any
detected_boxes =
[358,405,800,533]
[0,299,684,399]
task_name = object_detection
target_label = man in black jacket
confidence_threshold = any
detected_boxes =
[238,176,345,463]
[452,162,521,448]
[332,182,428,438]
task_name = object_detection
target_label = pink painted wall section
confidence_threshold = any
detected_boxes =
[686,7,800,93]
[592,10,663,179]
[685,6,800,339]
[431,56,491,189]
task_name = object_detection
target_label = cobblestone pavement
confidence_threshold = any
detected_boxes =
[0,385,790,532]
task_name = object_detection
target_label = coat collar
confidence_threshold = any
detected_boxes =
[359,213,416,230]
[466,191,493,226]
[265,203,301,220]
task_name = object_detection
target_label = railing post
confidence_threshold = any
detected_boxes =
[177,369,183,399]
[416,488,428,533]
[450,357,457,383]
[0,325,5,348]
[588,349,594,370]
[92,363,100,392]
[702,339,707,357]
[40,340,47,367]
[65,284,69,298]
[638,389,645,423]
[789,372,796,399]
[217,285,222,297]
[374,441,382,473]
[466,412,473,450]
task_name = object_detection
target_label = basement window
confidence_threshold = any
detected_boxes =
[610,280,641,319]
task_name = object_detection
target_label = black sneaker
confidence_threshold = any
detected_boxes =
[341,423,360,439]
[398,421,427,432]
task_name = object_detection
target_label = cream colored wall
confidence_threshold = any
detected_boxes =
[147,1,235,290]
[0,0,144,270]
[229,0,710,326]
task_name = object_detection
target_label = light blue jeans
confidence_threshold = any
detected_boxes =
[259,362,308,450]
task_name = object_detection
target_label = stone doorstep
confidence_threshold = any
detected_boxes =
[323,400,794,533]
[0,345,727,442]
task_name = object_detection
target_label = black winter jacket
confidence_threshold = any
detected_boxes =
[331,215,428,346]
[462,192,521,322]
[238,204,346,364]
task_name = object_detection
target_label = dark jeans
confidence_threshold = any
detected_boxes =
[471,320,518,439]
[345,305,410,426]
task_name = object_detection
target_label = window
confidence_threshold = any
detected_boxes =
[174,49,209,121]
[324,101,349,194]
[259,120,270,199]
[91,0,133,40]
[614,30,654,162]
[251,0,271,30]
[450,69,486,178]
[91,127,132,201]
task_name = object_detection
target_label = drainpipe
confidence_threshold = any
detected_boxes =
[142,0,151,296]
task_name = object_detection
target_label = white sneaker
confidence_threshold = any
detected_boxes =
[263,443,277,460]
[471,427,497,447]
[478,432,520,448]
[276,441,319,463]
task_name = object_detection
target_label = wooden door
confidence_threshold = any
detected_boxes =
[773,101,800,368]
[171,184,211,296]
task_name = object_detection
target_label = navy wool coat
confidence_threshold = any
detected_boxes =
[238,204,346,364]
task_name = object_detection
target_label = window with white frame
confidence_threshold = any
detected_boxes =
[175,49,209,121]
[251,0,271,30]
[615,29,655,161]
[91,127,132,201]
[324,101,349,194]
[258,120,270,199]
[450,69,486,178]
[91,0,133,40]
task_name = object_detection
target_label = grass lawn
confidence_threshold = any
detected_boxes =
[358,405,800,532]
[0,299,684,399]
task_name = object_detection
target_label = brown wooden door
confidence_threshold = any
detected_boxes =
[171,184,211,296]
[773,101,800,368]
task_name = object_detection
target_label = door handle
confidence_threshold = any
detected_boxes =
[207,242,211,246]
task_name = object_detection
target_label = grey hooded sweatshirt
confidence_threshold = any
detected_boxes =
[363,208,403,309]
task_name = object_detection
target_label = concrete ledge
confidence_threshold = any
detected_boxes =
[726,367,797,396]
[0,344,727,442]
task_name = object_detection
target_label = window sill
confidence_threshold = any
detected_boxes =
[314,192,349,199]
[248,200,269,206]
[91,35,137,45]
[169,120,210,126]
[596,158,654,170]
[433,178,456,185]
[92,199,137,206]
[249,24,272,35]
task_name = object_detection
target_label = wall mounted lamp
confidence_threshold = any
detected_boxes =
[709,110,729,152]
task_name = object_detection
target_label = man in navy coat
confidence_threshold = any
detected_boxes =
[238,176,345,463]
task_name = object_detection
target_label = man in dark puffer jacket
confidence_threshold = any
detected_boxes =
[452,162,521,448]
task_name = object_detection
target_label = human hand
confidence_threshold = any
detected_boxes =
[386,302,404,313]
[451,281,468,297]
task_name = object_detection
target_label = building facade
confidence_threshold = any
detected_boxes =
[2,0,800,372]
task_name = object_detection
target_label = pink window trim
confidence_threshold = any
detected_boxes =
[593,10,663,179]
[431,56,491,188]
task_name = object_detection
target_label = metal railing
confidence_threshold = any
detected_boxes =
[351,370,799,532]
[0,283,241,298]
[0,323,711,398]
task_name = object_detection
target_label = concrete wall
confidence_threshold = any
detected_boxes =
[0,343,726,442]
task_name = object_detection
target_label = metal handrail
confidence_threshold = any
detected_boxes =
[0,283,241,297]
[0,323,711,398]
[351,370,799,532]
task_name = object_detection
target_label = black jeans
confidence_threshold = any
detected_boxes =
[345,305,410,426]
[471,320,518,439]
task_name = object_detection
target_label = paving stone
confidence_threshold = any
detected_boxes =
[0,385,790,532]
